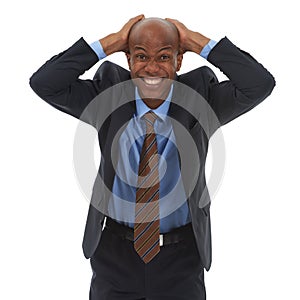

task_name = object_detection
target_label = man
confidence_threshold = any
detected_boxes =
[30,15,275,300]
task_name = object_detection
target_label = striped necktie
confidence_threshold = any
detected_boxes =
[134,111,160,263]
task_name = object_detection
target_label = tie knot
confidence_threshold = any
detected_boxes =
[144,111,158,128]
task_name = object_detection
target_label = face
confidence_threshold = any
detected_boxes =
[126,19,183,109]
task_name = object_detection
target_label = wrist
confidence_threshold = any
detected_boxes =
[186,31,210,54]
[99,33,125,56]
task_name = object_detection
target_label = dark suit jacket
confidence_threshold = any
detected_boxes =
[29,37,275,271]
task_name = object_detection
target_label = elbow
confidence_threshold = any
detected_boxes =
[261,73,276,98]
[255,73,276,102]
[29,72,42,96]
[246,72,276,103]
[29,71,51,98]
[29,74,37,93]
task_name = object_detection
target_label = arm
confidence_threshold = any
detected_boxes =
[29,15,144,120]
[166,18,275,125]
[207,37,275,125]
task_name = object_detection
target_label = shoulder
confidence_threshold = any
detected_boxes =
[93,61,131,84]
[176,66,219,98]
[177,66,217,86]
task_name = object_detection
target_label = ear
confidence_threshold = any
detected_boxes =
[125,52,131,70]
[176,53,183,72]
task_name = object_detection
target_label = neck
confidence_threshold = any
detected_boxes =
[142,98,164,109]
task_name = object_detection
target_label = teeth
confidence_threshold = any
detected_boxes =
[143,78,163,85]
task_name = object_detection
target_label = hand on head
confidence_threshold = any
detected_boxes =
[165,18,210,54]
[100,15,209,56]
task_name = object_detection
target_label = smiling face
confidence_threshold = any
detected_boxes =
[126,18,183,109]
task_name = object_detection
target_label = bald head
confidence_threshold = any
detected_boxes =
[128,17,180,52]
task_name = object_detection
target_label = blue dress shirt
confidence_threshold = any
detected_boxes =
[89,38,217,232]
[108,86,191,233]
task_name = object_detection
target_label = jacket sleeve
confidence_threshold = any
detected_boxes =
[206,37,275,125]
[29,38,110,120]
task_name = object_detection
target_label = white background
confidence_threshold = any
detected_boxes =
[1,0,299,299]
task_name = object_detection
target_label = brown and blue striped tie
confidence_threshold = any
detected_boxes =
[134,111,160,263]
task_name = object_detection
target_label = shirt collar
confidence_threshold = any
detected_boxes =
[135,84,173,122]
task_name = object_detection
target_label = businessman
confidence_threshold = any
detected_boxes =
[30,15,275,300]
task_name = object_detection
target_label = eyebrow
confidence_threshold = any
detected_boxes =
[133,45,173,52]
[133,46,146,51]
[158,46,173,52]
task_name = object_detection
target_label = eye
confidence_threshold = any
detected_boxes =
[136,54,147,61]
[160,54,170,61]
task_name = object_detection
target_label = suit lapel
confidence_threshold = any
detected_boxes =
[102,82,136,191]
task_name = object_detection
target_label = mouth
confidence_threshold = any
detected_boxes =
[142,77,164,85]
[134,77,172,101]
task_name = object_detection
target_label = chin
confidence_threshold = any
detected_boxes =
[139,89,168,101]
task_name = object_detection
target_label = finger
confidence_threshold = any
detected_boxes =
[131,14,145,23]
[126,14,144,29]
[165,18,178,24]
[123,14,144,31]
[179,47,185,55]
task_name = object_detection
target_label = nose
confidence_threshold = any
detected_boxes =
[144,58,160,75]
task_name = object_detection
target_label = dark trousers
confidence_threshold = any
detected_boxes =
[89,222,206,300]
